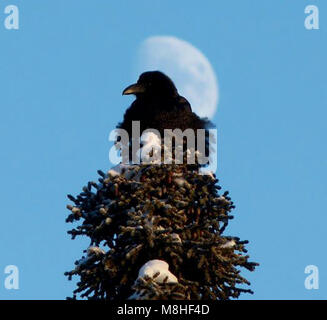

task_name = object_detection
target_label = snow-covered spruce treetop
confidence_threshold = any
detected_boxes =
[65,71,258,300]
[65,160,258,299]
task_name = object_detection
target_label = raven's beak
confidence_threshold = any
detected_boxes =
[122,83,145,95]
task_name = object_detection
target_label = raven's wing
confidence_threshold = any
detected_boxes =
[177,96,192,113]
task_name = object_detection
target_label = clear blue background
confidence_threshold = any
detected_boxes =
[0,0,326,299]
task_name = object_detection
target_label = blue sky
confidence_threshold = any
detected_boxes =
[0,0,326,299]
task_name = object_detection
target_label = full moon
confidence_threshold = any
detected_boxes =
[136,36,219,119]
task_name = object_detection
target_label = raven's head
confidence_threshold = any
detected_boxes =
[122,71,178,98]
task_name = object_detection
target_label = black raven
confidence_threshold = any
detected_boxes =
[117,71,214,164]
[118,71,213,134]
